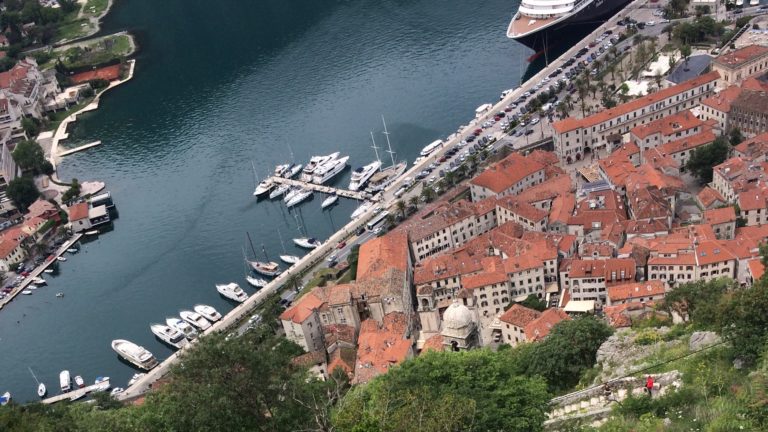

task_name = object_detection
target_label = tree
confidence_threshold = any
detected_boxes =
[7,176,39,211]
[61,178,81,203]
[21,117,40,137]
[681,44,692,66]
[729,127,744,146]
[395,199,406,219]
[662,278,733,324]
[407,196,418,213]
[721,278,768,364]
[685,136,730,184]
[518,294,547,312]
[421,185,436,203]
[347,244,360,280]
[333,349,551,432]
[12,139,48,175]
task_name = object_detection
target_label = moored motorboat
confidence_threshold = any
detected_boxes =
[94,376,111,391]
[300,152,340,182]
[350,201,373,219]
[21,290,32,295]
[194,304,222,322]
[111,339,159,371]
[67,248,78,254]
[0,392,10,406]
[248,260,281,277]
[127,373,144,387]
[312,155,349,184]
[56,256,67,262]
[44,268,54,273]
[321,194,339,209]
[274,163,291,178]
[56,292,64,298]
[60,370,71,393]
[286,188,313,207]
[254,178,274,197]
[110,387,124,397]
[365,161,407,193]
[32,277,46,285]
[269,183,291,199]
[280,254,300,264]
[75,375,85,388]
[166,317,198,340]
[216,282,248,303]
[85,230,99,236]
[287,164,302,178]
[151,323,189,349]
[349,160,382,191]
[293,237,321,249]
[37,383,46,398]
[180,310,211,331]
[246,274,268,288]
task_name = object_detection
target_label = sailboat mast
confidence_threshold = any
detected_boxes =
[246,232,258,258]
[381,116,396,166]
[28,367,40,385]
[251,161,258,186]
[261,244,269,261]
[241,247,250,276]
[287,143,295,163]
[370,131,381,164]
[277,228,287,253]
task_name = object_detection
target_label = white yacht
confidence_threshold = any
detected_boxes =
[286,188,313,207]
[111,387,125,397]
[750,0,758,5]
[94,376,111,391]
[274,163,291,178]
[254,178,274,197]
[293,237,321,249]
[283,187,300,203]
[194,304,222,322]
[180,310,212,331]
[37,383,46,398]
[127,373,144,387]
[216,282,248,303]
[300,152,339,182]
[32,277,46,285]
[56,256,67,262]
[248,260,281,276]
[150,323,189,349]
[112,339,159,371]
[420,140,443,157]
[166,317,198,340]
[280,254,300,265]
[349,160,382,191]
[246,274,268,288]
[321,194,338,209]
[75,375,85,388]
[350,201,373,219]
[60,370,71,393]
[269,183,291,199]
[312,155,349,184]
[0,392,10,406]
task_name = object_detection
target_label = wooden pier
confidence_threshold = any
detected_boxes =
[269,176,373,201]
[41,378,110,404]
[58,140,102,157]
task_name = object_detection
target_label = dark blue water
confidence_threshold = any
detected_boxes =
[0,0,547,401]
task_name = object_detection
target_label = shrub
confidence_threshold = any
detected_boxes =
[635,329,662,346]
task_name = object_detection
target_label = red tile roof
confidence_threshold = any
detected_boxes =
[607,280,666,303]
[352,313,411,384]
[461,271,508,290]
[0,235,20,260]
[279,289,324,323]
[738,187,768,211]
[658,130,716,156]
[748,257,765,281]
[703,207,737,226]
[552,71,719,133]
[714,45,768,68]
[697,187,726,208]
[524,308,570,341]
[700,85,742,113]
[499,304,541,328]
[357,231,409,281]
[470,152,544,193]
[68,202,89,221]
[631,110,703,140]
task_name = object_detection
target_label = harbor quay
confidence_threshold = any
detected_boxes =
[116,0,652,401]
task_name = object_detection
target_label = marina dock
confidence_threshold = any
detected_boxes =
[58,141,102,157]
[0,233,84,310]
[41,378,110,404]
[269,176,373,201]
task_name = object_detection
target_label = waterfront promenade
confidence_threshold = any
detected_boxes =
[0,233,83,311]
[269,176,372,201]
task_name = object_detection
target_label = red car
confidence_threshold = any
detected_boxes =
[438,156,448,163]
[504,107,513,112]
[336,241,347,249]
[21,272,30,277]
[494,116,501,121]
[473,128,482,136]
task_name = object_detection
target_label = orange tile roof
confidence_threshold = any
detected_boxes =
[714,45,768,68]
[279,289,324,323]
[748,257,765,281]
[421,334,444,352]
[470,152,544,193]
[607,280,666,303]
[68,202,89,221]
[703,207,737,226]
[414,250,483,285]
[499,304,541,328]
[643,147,679,171]
[599,153,637,187]
[352,313,411,384]
[549,193,576,225]
[738,187,768,211]
[461,271,508,290]
[0,235,20,259]
[357,231,409,281]
[695,240,736,266]
[552,71,719,133]
[697,187,726,208]
[524,308,570,341]
[734,132,768,158]
[328,347,356,377]
[566,258,635,281]
[700,85,742,113]
[630,110,703,140]
[721,235,760,259]
[496,196,548,222]
[658,130,716,156]
[516,174,573,204]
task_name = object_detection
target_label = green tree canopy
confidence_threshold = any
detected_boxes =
[685,136,730,184]
[518,294,548,312]
[6,176,39,211]
[662,278,733,324]
[12,139,51,175]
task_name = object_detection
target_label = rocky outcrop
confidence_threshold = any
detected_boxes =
[688,331,721,351]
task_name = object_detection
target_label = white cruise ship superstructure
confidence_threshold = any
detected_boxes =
[349,160,382,191]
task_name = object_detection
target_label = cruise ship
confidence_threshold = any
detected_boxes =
[312,155,349,184]
[300,152,340,182]
[349,160,382,191]
[507,0,633,52]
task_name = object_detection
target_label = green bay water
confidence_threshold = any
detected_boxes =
[0,0,569,400]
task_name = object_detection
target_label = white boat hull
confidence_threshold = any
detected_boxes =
[280,254,300,264]
[194,305,222,322]
[312,156,349,184]
[216,283,248,302]
[321,195,339,209]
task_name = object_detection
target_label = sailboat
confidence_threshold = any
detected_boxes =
[277,229,300,265]
[243,248,268,288]
[321,194,338,209]
[246,233,280,277]
[284,144,303,178]
[29,367,46,398]
[269,183,291,200]
[365,116,408,194]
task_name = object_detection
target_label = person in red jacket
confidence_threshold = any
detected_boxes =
[645,375,655,397]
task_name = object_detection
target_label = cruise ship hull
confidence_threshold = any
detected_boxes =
[508,0,633,52]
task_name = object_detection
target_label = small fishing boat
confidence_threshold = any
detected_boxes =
[56,256,67,262]
[37,383,46,398]
[74,375,85,388]
[44,269,54,273]
[66,248,78,254]
[60,370,71,393]
[127,373,144,387]
[56,292,64,298]
[0,392,10,406]
[110,387,124,397]
[194,304,222,322]
[321,194,339,209]
[85,230,99,236]
[32,277,46,285]
[21,290,32,295]
[293,237,321,249]
[246,274,268,288]
[27,285,37,290]
[280,254,300,264]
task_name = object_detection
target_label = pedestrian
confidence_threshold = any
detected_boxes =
[645,375,654,397]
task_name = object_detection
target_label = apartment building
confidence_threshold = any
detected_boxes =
[559,258,636,304]
[647,239,736,283]
[606,280,667,306]
[469,152,545,201]
[498,305,570,347]
[712,156,766,203]
[712,45,768,88]
[551,72,719,163]
[738,187,768,226]
[629,110,706,158]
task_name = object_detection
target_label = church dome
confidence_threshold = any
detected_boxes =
[443,301,473,330]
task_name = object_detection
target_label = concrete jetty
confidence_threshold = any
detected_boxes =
[41,378,110,404]
[58,140,102,157]
[269,176,372,201]
[0,233,83,311]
